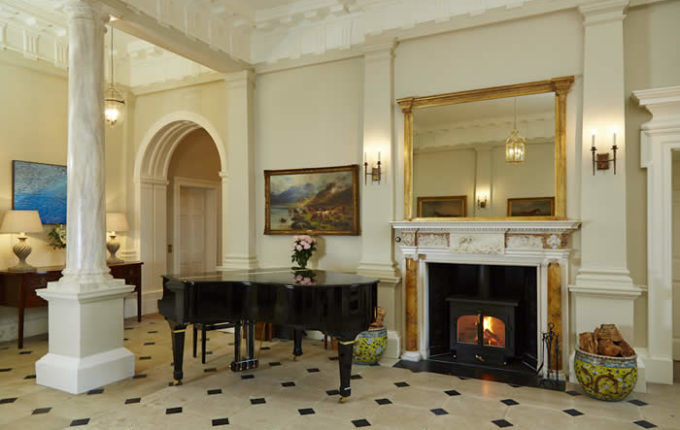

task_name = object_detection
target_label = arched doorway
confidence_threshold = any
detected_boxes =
[133,112,226,313]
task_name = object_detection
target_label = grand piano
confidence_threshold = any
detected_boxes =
[158,268,378,401]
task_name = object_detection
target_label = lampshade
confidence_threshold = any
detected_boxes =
[106,212,129,233]
[0,210,43,234]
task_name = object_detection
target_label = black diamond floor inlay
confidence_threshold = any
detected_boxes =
[261,346,270,350]
[444,389,460,396]
[307,368,320,373]
[281,381,296,387]
[206,351,213,355]
[508,383,521,388]
[351,374,362,380]
[143,342,155,346]
[326,389,340,396]
[0,368,11,372]
[204,368,217,373]
[492,419,514,428]
[250,398,266,405]
[269,362,281,366]
[241,374,254,380]
[212,418,229,426]
[87,388,104,395]
[133,374,147,379]
[563,409,583,417]
[24,374,36,380]
[147,330,158,334]
[166,407,182,414]
[431,408,448,416]
[352,419,371,427]
[207,389,222,395]
[394,381,409,387]
[0,398,17,404]
[298,408,315,415]
[329,356,339,361]
[19,350,32,355]
[139,356,151,361]
[565,390,582,396]
[633,420,657,429]
[124,327,133,331]
[32,407,51,415]
[501,399,519,406]
[124,398,141,404]
[375,398,392,405]
[628,399,649,406]
[70,418,90,426]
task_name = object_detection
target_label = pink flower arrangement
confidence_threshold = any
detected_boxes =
[291,235,317,269]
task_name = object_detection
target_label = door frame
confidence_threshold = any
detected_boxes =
[172,176,220,274]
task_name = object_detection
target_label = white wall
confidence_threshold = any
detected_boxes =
[254,58,364,271]
[673,156,680,360]
[413,148,476,215]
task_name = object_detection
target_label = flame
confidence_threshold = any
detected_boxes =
[483,316,492,332]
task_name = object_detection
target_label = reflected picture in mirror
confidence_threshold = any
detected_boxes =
[417,195,467,218]
[507,197,555,217]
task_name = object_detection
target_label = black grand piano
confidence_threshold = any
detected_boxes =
[158,268,378,401]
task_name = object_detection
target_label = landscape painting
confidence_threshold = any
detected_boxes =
[507,197,555,217]
[417,195,467,218]
[13,160,67,224]
[265,165,360,235]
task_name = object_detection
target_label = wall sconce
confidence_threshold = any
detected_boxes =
[590,129,618,175]
[477,193,488,209]
[364,151,382,185]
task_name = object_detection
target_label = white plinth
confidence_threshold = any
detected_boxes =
[400,350,421,362]
[35,279,135,394]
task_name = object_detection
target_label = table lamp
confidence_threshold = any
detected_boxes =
[106,212,129,264]
[0,210,44,272]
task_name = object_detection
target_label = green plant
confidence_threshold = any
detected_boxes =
[48,224,66,249]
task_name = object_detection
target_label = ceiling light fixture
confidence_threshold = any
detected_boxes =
[505,98,526,163]
[104,26,125,127]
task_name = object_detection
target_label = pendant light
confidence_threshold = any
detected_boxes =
[104,27,125,127]
[505,98,526,163]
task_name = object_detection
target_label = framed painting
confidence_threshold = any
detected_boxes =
[507,197,555,217]
[417,195,467,218]
[12,160,67,224]
[264,164,360,235]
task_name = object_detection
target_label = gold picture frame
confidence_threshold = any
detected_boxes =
[417,195,467,218]
[507,197,555,217]
[264,164,360,235]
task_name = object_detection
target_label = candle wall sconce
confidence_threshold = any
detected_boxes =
[590,130,618,175]
[476,194,488,209]
[364,152,382,185]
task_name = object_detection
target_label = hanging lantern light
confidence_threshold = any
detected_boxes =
[104,27,125,127]
[505,98,526,163]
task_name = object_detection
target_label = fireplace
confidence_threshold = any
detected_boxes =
[428,263,538,375]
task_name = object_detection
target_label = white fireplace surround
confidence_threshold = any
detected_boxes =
[392,220,580,377]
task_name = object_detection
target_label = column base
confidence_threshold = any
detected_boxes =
[218,255,258,271]
[36,278,134,394]
[400,350,421,362]
[636,347,674,384]
[36,348,134,394]
[384,330,401,359]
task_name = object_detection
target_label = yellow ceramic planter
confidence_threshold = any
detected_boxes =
[574,348,637,401]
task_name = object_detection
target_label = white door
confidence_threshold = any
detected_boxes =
[179,186,208,274]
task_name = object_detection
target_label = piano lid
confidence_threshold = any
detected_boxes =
[163,267,378,287]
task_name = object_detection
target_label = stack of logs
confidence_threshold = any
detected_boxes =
[579,324,636,357]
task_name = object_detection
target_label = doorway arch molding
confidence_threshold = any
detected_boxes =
[132,111,226,313]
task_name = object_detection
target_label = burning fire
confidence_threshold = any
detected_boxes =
[483,316,505,348]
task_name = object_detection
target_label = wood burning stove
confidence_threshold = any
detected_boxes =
[446,297,518,366]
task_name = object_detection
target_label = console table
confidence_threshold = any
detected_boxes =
[0,261,142,348]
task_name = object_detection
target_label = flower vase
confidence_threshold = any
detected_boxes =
[353,327,387,365]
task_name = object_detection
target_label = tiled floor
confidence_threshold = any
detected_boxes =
[1,315,679,429]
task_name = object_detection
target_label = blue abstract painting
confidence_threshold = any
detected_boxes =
[13,160,67,224]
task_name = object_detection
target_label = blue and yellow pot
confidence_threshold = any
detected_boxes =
[574,348,637,401]
[353,328,387,365]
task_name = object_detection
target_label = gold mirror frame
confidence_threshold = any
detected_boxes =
[398,76,574,221]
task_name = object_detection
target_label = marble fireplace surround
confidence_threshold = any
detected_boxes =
[391,220,581,377]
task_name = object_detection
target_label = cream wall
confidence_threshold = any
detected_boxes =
[673,156,680,360]
[166,128,222,273]
[624,0,680,348]
[413,148,476,215]
[254,58,364,272]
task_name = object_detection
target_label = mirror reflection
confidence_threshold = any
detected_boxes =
[412,92,555,218]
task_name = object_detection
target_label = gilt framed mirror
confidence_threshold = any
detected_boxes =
[398,76,573,220]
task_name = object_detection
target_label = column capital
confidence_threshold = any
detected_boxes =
[65,0,109,23]
[362,38,396,62]
[578,0,629,26]
[224,69,255,89]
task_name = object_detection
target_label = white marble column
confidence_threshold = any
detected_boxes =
[219,70,258,270]
[356,41,401,358]
[35,0,134,394]
[569,0,644,390]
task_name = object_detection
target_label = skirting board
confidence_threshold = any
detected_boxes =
[674,338,680,361]
[124,289,163,319]
[0,308,48,343]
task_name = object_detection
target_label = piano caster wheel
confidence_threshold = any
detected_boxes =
[170,380,183,386]
[339,396,348,403]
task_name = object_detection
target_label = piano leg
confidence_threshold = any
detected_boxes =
[247,321,255,359]
[168,321,187,386]
[231,321,258,371]
[292,329,303,360]
[337,339,355,402]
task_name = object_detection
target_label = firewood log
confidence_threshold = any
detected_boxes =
[579,332,597,354]
[619,340,636,357]
[598,324,623,343]
[598,339,623,357]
